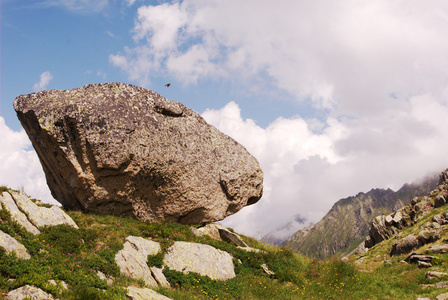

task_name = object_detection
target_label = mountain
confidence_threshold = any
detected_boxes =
[282,173,439,259]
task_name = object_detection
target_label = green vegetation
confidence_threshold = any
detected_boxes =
[1,187,448,299]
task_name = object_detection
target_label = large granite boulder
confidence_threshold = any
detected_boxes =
[13,83,263,224]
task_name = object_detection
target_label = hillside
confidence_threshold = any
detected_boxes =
[282,174,438,259]
[3,182,448,299]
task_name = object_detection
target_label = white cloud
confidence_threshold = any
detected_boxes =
[111,1,448,113]
[0,117,58,205]
[204,98,448,237]
[33,71,53,92]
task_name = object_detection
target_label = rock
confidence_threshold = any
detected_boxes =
[261,263,275,275]
[237,246,266,253]
[417,229,441,245]
[14,82,263,224]
[366,216,397,247]
[126,286,172,300]
[390,235,421,256]
[218,227,249,247]
[6,285,58,300]
[163,241,235,280]
[437,293,448,300]
[426,271,448,280]
[97,271,114,286]
[8,190,78,229]
[47,279,68,291]
[418,261,432,268]
[150,267,170,288]
[190,224,222,240]
[0,230,31,259]
[0,191,40,235]
[115,236,161,287]
[427,244,448,254]
[434,190,448,207]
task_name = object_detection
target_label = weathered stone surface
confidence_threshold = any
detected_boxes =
[218,227,249,247]
[126,286,172,300]
[0,230,31,259]
[190,224,222,240]
[14,82,263,224]
[115,236,161,287]
[426,271,448,280]
[163,241,235,280]
[6,285,58,300]
[9,191,78,229]
[150,267,170,288]
[426,244,448,254]
[390,235,420,256]
[437,292,448,300]
[0,192,40,235]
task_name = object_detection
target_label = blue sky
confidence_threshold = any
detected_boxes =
[2,0,448,239]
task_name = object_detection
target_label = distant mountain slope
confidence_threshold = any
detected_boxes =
[282,174,438,259]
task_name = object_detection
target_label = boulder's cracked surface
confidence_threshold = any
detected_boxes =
[14,82,263,224]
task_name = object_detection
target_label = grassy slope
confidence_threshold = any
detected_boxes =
[0,187,446,299]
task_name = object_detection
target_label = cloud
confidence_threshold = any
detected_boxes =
[110,1,448,113]
[203,98,448,237]
[33,71,53,92]
[0,117,59,205]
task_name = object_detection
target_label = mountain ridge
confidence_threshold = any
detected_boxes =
[282,173,439,259]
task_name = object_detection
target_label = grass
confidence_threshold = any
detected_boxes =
[2,188,448,299]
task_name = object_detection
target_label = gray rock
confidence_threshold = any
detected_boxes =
[9,190,78,229]
[14,82,263,224]
[0,191,40,235]
[426,244,448,254]
[218,227,249,247]
[163,241,235,280]
[190,223,222,240]
[150,266,170,288]
[126,286,172,300]
[115,236,161,287]
[427,271,448,279]
[6,285,58,300]
[437,292,448,300]
[0,230,31,259]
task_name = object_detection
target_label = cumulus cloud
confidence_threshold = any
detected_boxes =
[111,1,448,112]
[33,71,53,92]
[203,98,448,237]
[0,117,58,205]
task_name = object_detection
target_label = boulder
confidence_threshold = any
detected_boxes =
[163,241,235,280]
[390,234,420,256]
[426,244,448,254]
[126,286,172,300]
[115,236,161,287]
[0,230,31,259]
[6,285,58,300]
[14,82,263,224]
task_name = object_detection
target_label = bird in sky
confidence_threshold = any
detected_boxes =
[165,83,171,87]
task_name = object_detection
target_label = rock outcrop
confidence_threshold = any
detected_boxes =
[164,241,236,280]
[14,82,263,224]
[359,170,448,253]
[0,189,78,259]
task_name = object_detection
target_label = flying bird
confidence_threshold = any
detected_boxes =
[165,83,171,87]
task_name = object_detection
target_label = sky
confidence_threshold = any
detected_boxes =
[2,0,448,240]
